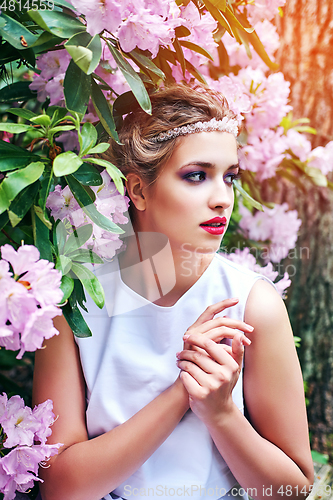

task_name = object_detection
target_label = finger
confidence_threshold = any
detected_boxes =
[177,349,217,374]
[231,332,245,368]
[189,317,254,337]
[190,298,239,328]
[203,326,251,346]
[183,333,242,368]
[180,370,203,398]
[177,358,215,387]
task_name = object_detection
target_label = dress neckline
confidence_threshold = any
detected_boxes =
[116,253,218,311]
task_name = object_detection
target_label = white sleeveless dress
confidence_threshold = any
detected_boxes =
[76,253,272,500]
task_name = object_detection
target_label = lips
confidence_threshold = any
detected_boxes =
[200,217,227,235]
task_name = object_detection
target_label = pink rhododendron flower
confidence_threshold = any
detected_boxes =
[208,75,252,122]
[239,202,302,263]
[222,20,279,71]
[284,129,312,163]
[224,247,291,297]
[19,306,61,358]
[245,0,286,24]
[0,395,62,499]
[29,51,71,105]
[0,244,62,358]
[239,127,288,180]
[47,171,130,261]
[1,244,40,277]
[70,0,122,36]
[308,141,333,176]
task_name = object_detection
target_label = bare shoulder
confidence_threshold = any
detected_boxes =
[33,314,88,449]
[243,279,313,477]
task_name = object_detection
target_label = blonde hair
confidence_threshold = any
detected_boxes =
[105,83,238,185]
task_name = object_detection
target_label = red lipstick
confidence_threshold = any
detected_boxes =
[200,217,227,235]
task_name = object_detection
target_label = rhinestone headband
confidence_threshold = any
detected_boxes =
[150,116,239,143]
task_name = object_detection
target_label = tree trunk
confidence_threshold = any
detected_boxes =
[275,0,333,455]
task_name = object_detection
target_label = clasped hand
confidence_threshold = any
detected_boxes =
[176,298,254,425]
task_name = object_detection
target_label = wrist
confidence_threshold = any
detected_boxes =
[172,375,190,410]
[203,400,240,431]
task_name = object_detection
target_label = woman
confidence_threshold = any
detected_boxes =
[33,84,314,500]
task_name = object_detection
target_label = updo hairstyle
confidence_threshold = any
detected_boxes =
[104,84,238,186]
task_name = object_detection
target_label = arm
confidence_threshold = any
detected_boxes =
[33,299,250,500]
[177,280,314,500]
[33,314,189,500]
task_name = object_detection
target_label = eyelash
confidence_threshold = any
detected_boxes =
[183,171,241,185]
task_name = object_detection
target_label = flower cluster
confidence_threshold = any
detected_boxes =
[46,170,130,260]
[0,394,62,500]
[239,202,302,263]
[29,50,71,105]
[225,247,291,297]
[69,0,182,58]
[0,245,63,359]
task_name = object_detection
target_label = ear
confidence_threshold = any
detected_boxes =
[125,173,147,211]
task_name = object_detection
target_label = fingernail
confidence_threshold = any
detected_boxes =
[242,335,251,345]
[183,334,190,340]
[176,352,180,358]
[246,324,254,331]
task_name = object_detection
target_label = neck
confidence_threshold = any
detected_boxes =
[118,233,215,306]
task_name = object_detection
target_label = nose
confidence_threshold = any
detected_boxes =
[208,176,233,211]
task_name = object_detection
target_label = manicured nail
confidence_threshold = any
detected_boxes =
[183,334,190,340]
[176,352,180,358]
[246,324,254,331]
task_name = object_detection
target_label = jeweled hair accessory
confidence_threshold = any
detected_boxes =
[150,116,239,143]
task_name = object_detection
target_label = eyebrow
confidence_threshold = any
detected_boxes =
[179,161,240,170]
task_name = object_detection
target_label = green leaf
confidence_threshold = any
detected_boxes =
[56,254,72,275]
[87,143,110,155]
[52,0,76,9]
[173,38,186,77]
[0,81,35,102]
[174,25,191,38]
[62,301,92,337]
[311,450,328,465]
[8,108,37,121]
[65,32,102,75]
[67,248,103,264]
[84,157,125,195]
[0,17,5,28]
[0,14,39,50]
[49,125,76,134]
[203,0,234,37]
[53,219,67,255]
[106,42,152,115]
[113,91,139,119]
[30,114,52,126]
[304,165,327,187]
[185,59,207,85]
[179,40,214,61]
[64,59,91,115]
[65,174,124,233]
[32,205,52,260]
[71,262,105,309]
[53,151,83,177]
[27,9,86,38]
[47,106,69,126]
[0,123,34,134]
[34,204,52,230]
[72,162,103,186]
[129,49,165,79]
[90,79,119,143]
[80,122,97,157]
[63,224,93,255]
[225,7,255,33]
[8,182,39,227]
[0,162,45,215]
[60,274,75,302]
[0,140,40,172]
[38,168,53,211]
[208,0,226,10]
[233,180,263,211]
